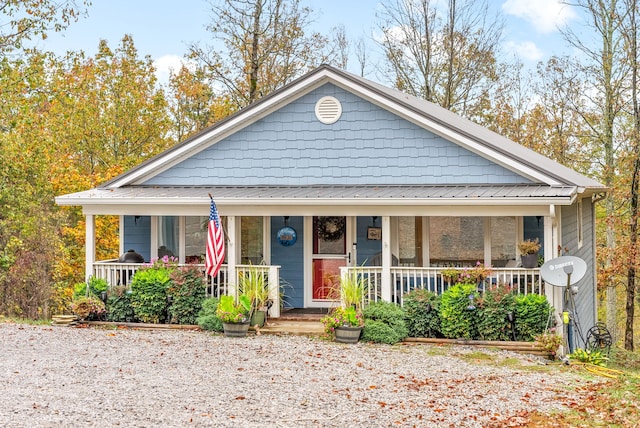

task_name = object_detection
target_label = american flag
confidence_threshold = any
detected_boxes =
[205,197,225,277]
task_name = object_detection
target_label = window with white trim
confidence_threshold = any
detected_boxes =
[577,199,584,249]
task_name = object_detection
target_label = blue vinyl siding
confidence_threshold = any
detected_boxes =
[123,216,151,262]
[560,200,596,349]
[145,84,531,187]
[270,216,304,308]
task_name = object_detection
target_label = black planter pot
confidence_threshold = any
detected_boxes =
[521,254,538,269]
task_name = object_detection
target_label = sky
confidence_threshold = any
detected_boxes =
[35,0,582,84]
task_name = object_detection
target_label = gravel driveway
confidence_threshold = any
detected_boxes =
[1,323,591,427]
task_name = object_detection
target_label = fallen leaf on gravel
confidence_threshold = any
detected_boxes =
[235,396,245,400]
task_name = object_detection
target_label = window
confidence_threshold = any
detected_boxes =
[398,216,423,266]
[241,216,264,264]
[185,216,208,263]
[491,217,516,267]
[157,216,178,259]
[577,199,584,248]
[429,217,483,266]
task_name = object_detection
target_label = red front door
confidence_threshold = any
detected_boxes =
[312,216,347,300]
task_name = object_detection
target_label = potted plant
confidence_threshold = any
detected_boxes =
[440,267,461,286]
[518,238,541,268]
[321,305,365,343]
[238,266,269,327]
[216,294,252,337]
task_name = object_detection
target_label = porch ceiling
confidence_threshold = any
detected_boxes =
[56,184,578,207]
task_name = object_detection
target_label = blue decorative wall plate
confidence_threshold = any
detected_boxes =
[277,226,297,247]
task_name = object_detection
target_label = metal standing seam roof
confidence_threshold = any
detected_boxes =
[55,184,579,206]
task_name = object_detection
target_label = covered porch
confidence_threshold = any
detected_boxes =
[67,185,570,321]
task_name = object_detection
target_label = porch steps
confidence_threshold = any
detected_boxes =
[253,319,324,336]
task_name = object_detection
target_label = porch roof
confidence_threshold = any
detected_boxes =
[56,184,579,207]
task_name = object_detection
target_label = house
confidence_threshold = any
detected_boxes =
[56,65,606,343]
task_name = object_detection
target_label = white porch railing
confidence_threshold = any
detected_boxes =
[342,266,543,306]
[92,261,281,318]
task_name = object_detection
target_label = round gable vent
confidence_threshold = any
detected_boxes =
[315,96,342,124]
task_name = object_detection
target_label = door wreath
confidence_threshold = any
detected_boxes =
[315,216,345,242]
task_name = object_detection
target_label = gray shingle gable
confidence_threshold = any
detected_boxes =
[144,84,531,187]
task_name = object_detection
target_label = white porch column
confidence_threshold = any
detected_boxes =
[268,265,280,318]
[85,214,95,282]
[544,205,565,348]
[381,216,392,302]
[226,216,237,297]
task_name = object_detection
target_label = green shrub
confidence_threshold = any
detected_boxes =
[167,265,206,325]
[197,298,224,332]
[361,301,407,344]
[439,283,478,339]
[73,277,109,300]
[403,289,441,338]
[474,284,517,341]
[130,266,171,323]
[361,319,401,344]
[515,294,553,341]
[106,286,137,323]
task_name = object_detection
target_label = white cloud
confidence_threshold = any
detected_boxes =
[502,0,577,34]
[153,54,194,86]
[504,40,544,61]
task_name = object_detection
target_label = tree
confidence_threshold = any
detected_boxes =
[0,52,66,318]
[619,0,639,351]
[376,0,503,119]
[50,35,172,175]
[530,56,594,174]
[0,0,89,54]
[562,0,628,343]
[0,36,175,318]
[189,0,334,109]
[166,64,234,141]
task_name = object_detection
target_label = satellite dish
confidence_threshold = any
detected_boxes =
[539,256,587,287]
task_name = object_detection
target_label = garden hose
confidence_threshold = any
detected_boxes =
[571,361,636,379]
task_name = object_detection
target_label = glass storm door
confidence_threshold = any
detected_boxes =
[312,216,347,300]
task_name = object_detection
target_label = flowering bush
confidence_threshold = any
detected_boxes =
[440,262,492,285]
[321,306,364,335]
[144,255,179,269]
[459,262,492,284]
[167,265,206,324]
